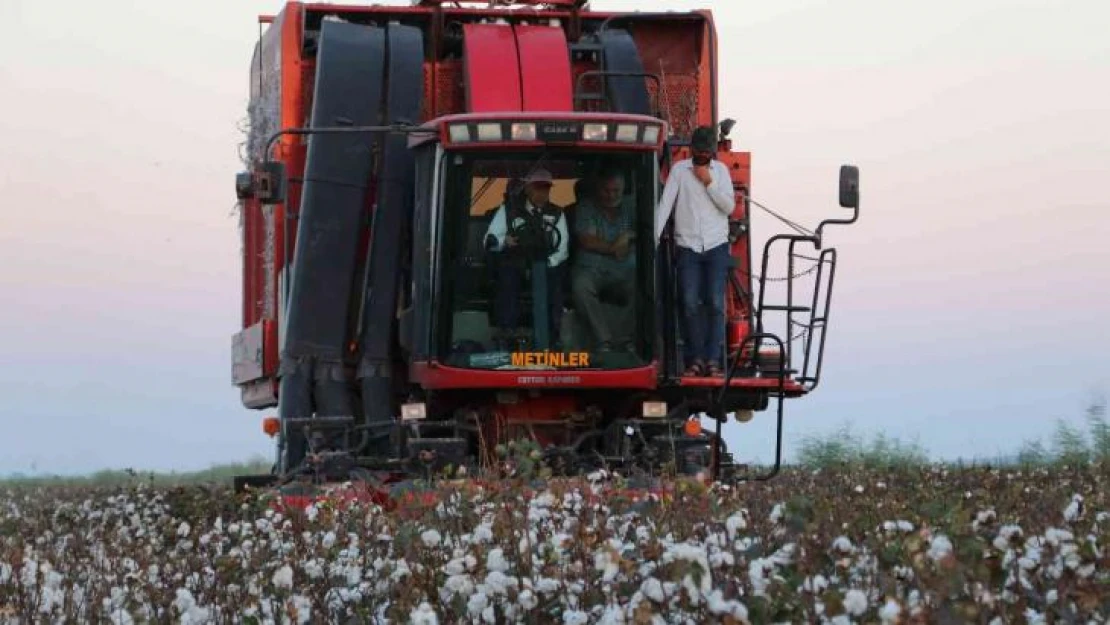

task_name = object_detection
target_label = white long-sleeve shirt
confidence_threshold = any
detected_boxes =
[654,158,735,252]
[484,201,569,268]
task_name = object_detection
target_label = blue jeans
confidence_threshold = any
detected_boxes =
[493,260,566,342]
[677,243,730,367]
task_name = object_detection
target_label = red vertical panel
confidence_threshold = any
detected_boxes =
[463,23,522,112]
[514,25,573,111]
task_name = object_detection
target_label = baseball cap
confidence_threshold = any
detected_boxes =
[691,126,716,152]
[523,168,554,185]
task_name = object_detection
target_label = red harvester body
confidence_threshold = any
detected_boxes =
[230,0,860,501]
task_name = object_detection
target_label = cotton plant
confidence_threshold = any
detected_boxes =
[0,464,1107,623]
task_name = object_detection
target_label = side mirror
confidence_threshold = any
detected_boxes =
[256,161,287,205]
[839,164,859,209]
[719,118,737,139]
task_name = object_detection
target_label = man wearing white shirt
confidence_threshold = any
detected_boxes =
[655,126,736,377]
[484,168,570,349]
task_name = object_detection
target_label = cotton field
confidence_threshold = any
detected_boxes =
[1,464,1108,624]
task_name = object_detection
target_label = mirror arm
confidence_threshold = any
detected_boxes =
[814,204,859,245]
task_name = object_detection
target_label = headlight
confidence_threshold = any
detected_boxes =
[582,123,608,141]
[476,123,503,141]
[401,402,427,421]
[511,123,536,141]
[448,123,471,142]
[615,123,639,142]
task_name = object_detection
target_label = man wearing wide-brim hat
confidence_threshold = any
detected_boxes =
[654,126,736,377]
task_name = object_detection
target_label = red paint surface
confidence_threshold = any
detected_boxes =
[514,25,573,111]
[463,23,522,112]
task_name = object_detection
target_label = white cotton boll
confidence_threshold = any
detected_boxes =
[272,564,294,590]
[596,603,626,625]
[927,535,953,561]
[993,524,1024,550]
[289,594,313,624]
[594,549,620,583]
[881,520,915,534]
[536,577,561,595]
[487,548,510,573]
[831,536,855,554]
[563,610,589,625]
[518,589,538,611]
[421,529,442,547]
[467,592,489,617]
[970,510,995,534]
[484,571,518,595]
[177,522,191,538]
[879,599,901,624]
[304,559,324,580]
[1045,528,1074,547]
[1064,494,1083,522]
[473,522,494,544]
[802,575,828,594]
[706,589,749,620]
[844,589,868,616]
[410,602,439,625]
[444,558,467,576]
[725,511,748,540]
[769,503,785,524]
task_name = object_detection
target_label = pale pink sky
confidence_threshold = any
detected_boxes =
[0,0,1107,474]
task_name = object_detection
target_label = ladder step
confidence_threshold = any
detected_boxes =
[761,305,811,312]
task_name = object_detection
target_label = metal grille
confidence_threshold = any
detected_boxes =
[647,73,699,138]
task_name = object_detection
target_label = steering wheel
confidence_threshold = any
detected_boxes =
[507,214,562,259]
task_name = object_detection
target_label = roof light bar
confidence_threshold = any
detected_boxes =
[441,119,666,147]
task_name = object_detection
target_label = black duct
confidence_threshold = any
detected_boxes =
[597,29,651,116]
[355,23,425,457]
[277,20,386,471]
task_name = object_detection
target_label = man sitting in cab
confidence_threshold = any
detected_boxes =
[483,168,569,350]
[571,169,637,352]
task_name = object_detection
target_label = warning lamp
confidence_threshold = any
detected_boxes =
[262,416,280,437]
[683,417,702,437]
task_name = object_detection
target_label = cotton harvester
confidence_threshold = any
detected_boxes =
[230,0,860,500]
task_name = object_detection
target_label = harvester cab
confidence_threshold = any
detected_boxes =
[230,1,860,498]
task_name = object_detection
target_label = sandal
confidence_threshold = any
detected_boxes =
[683,360,705,377]
[705,362,724,377]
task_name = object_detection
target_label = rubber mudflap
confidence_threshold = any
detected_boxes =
[279,20,386,471]
[598,29,651,115]
[356,23,425,457]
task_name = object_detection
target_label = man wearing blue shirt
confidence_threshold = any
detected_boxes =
[571,170,637,351]
[655,126,736,377]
